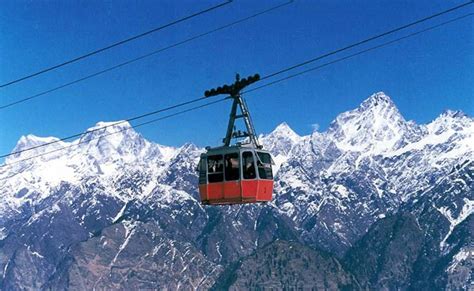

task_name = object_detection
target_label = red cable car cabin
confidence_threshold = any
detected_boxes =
[198,73,273,205]
[198,146,274,205]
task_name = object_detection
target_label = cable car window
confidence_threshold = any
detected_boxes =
[198,158,207,184]
[207,155,223,183]
[257,152,273,180]
[225,153,239,181]
[242,151,256,179]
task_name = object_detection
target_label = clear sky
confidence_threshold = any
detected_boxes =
[1,0,473,158]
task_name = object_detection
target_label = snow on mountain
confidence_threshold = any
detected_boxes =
[387,109,472,159]
[7,135,71,165]
[261,122,302,155]
[77,120,179,164]
[11,135,64,155]
[1,92,471,245]
[327,92,417,155]
[260,122,303,172]
[381,107,473,201]
[273,92,473,253]
[0,120,182,227]
[0,91,472,289]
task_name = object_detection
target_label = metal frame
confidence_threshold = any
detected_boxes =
[204,73,262,149]
[199,73,273,205]
[223,92,260,148]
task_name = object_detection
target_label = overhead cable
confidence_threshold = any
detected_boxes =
[0,1,232,88]
[0,1,293,110]
[245,13,474,94]
[259,1,474,81]
[0,10,471,165]
[0,97,227,174]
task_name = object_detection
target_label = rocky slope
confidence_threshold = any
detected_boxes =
[0,92,472,289]
[213,240,360,290]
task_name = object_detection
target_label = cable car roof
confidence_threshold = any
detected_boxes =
[203,144,270,155]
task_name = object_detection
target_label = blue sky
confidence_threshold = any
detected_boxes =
[1,0,473,157]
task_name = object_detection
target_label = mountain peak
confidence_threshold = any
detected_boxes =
[17,134,61,147]
[76,120,149,160]
[12,134,63,153]
[275,121,291,130]
[7,135,68,163]
[328,92,410,153]
[86,120,132,133]
[359,92,395,111]
[260,123,302,167]
[439,109,467,119]
[270,122,301,141]
[428,109,472,135]
[179,142,200,153]
[80,120,135,142]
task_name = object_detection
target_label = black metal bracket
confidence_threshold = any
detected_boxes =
[204,73,261,148]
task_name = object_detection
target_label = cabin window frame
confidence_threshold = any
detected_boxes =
[224,152,240,181]
[198,157,207,184]
[256,151,274,180]
[242,151,257,180]
[207,154,224,183]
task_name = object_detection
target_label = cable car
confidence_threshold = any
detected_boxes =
[198,145,274,205]
[198,73,274,205]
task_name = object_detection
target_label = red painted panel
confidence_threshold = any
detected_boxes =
[207,183,223,200]
[241,180,258,199]
[223,181,241,199]
[199,185,208,201]
[200,180,273,204]
[256,180,273,201]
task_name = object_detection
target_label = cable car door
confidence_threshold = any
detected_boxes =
[206,155,224,200]
[223,152,241,200]
[256,151,274,201]
[241,151,258,200]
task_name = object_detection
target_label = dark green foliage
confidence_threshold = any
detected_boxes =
[212,240,361,290]
[343,213,424,289]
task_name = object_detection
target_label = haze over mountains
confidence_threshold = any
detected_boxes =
[0,92,472,289]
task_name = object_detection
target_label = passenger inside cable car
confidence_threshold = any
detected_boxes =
[198,148,274,205]
[243,152,256,179]
[225,155,239,180]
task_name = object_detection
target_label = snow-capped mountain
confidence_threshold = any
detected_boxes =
[260,122,302,171]
[327,92,418,154]
[0,92,472,289]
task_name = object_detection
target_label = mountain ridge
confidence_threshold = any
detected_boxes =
[0,92,472,289]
